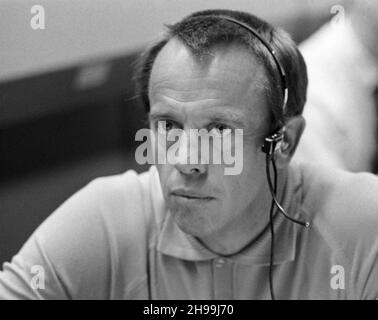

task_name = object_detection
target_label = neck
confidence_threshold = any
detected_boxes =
[197,167,289,256]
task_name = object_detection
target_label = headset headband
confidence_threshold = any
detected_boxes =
[203,15,289,115]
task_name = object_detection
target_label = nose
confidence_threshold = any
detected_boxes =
[175,162,207,175]
[173,129,208,176]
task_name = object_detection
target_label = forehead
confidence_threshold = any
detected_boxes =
[148,38,269,130]
[149,37,267,92]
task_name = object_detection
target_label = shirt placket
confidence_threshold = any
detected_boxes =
[212,258,233,299]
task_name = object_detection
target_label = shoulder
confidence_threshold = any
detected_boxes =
[298,162,378,215]
[290,162,378,298]
[68,165,161,239]
[35,166,159,247]
[87,168,149,213]
[296,161,378,252]
[28,166,160,298]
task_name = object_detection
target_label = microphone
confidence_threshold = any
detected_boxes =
[262,130,311,300]
[265,154,310,228]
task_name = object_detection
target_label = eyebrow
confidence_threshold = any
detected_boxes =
[148,110,182,123]
[149,108,248,127]
[206,111,248,129]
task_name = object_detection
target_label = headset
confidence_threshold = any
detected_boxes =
[214,15,311,300]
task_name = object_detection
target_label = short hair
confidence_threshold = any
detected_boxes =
[134,9,308,133]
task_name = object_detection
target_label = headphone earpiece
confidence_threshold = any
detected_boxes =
[261,131,284,156]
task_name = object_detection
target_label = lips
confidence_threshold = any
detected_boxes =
[170,189,214,200]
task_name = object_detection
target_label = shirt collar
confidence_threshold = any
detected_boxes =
[152,165,304,266]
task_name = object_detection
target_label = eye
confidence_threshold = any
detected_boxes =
[156,120,178,134]
[209,123,233,136]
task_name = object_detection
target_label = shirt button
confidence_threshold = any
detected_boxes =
[215,258,225,268]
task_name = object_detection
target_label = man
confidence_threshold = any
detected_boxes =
[0,9,377,300]
[295,0,378,172]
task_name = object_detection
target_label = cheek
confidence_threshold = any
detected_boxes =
[241,141,265,174]
[224,173,255,203]
[225,149,265,199]
[156,164,172,194]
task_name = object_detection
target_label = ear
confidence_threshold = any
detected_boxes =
[275,115,306,168]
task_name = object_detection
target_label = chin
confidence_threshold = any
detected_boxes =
[176,221,214,238]
[170,207,221,238]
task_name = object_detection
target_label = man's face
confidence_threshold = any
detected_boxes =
[148,38,271,238]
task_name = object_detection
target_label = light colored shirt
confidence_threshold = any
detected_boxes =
[295,18,378,172]
[0,163,378,299]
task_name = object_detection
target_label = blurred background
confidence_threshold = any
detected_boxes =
[0,0,340,265]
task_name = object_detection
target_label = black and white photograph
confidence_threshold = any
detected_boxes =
[0,0,377,303]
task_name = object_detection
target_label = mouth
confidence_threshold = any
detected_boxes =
[170,189,214,201]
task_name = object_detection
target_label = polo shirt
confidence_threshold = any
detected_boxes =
[0,162,377,299]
